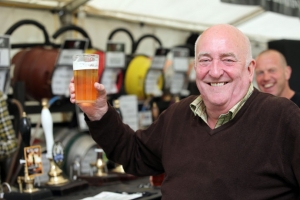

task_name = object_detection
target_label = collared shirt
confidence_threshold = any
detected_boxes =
[190,84,254,129]
[0,91,18,160]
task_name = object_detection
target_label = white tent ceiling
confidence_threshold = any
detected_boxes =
[1,0,300,42]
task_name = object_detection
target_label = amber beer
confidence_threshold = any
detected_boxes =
[73,54,99,102]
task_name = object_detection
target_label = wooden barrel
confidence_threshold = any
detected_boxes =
[12,47,59,101]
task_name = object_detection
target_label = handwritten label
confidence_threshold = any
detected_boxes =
[56,39,88,66]
[0,36,10,67]
[0,49,9,67]
[106,42,125,69]
[119,95,138,131]
[150,56,166,70]
[172,48,189,72]
[100,68,120,94]
[57,49,84,66]
[144,69,163,97]
[173,57,189,72]
[51,66,73,96]
[105,52,125,68]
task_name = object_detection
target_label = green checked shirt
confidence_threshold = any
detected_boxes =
[190,84,254,129]
[0,91,18,160]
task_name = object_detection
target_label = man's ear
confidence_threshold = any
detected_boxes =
[285,66,292,80]
[248,59,256,82]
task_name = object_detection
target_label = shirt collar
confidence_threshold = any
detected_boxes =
[190,83,254,128]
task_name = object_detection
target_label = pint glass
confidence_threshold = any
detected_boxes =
[73,54,99,103]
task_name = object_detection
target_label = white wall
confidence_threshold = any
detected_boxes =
[0,6,192,57]
[0,7,61,57]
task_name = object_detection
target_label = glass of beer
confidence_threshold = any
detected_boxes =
[73,54,99,103]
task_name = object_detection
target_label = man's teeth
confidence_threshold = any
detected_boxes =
[264,83,274,88]
[211,82,225,86]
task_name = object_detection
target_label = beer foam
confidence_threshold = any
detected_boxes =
[73,61,98,70]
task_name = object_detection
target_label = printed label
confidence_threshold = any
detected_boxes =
[73,61,98,70]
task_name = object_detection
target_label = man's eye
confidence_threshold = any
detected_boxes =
[256,71,263,76]
[223,59,234,62]
[222,59,236,66]
[199,59,210,63]
[269,69,276,73]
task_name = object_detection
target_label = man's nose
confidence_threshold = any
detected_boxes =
[262,72,270,80]
[209,60,223,78]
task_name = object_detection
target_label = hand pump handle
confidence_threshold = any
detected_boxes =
[19,112,31,147]
[41,98,54,159]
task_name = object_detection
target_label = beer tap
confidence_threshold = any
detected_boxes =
[2,112,53,200]
[17,159,38,193]
[41,98,68,185]
[41,99,54,160]
[17,112,36,189]
[89,149,107,177]
[20,112,31,147]
[38,98,89,195]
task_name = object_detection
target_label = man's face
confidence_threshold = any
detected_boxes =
[255,52,289,97]
[194,27,254,110]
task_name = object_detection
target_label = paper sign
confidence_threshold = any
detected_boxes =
[51,66,73,96]
[56,39,88,66]
[150,48,169,70]
[101,68,120,94]
[0,36,10,67]
[144,69,163,97]
[106,42,125,68]
[172,48,189,72]
[119,95,138,131]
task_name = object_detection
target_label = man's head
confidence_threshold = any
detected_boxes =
[255,49,293,98]
[194,24,255,112]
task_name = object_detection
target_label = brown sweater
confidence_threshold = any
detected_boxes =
[87,89,300,200]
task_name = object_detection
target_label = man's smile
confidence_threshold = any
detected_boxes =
[209,82,228,86]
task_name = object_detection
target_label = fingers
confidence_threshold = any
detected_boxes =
[69,77,75,92]
[70,93,76,103]
[95,82,107,98]
[69,77,76,103]
[69,79,107,105]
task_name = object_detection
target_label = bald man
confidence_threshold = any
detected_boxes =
[255,49,300,107]
[69,24,300,199]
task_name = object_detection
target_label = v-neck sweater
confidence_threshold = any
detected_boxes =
[87,89,300,200]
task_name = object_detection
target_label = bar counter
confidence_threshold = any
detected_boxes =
[53,176,162,200]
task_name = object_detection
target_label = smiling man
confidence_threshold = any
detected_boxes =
[69,24,300,199]
[255,49,300,107]
[193,24,255,128]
